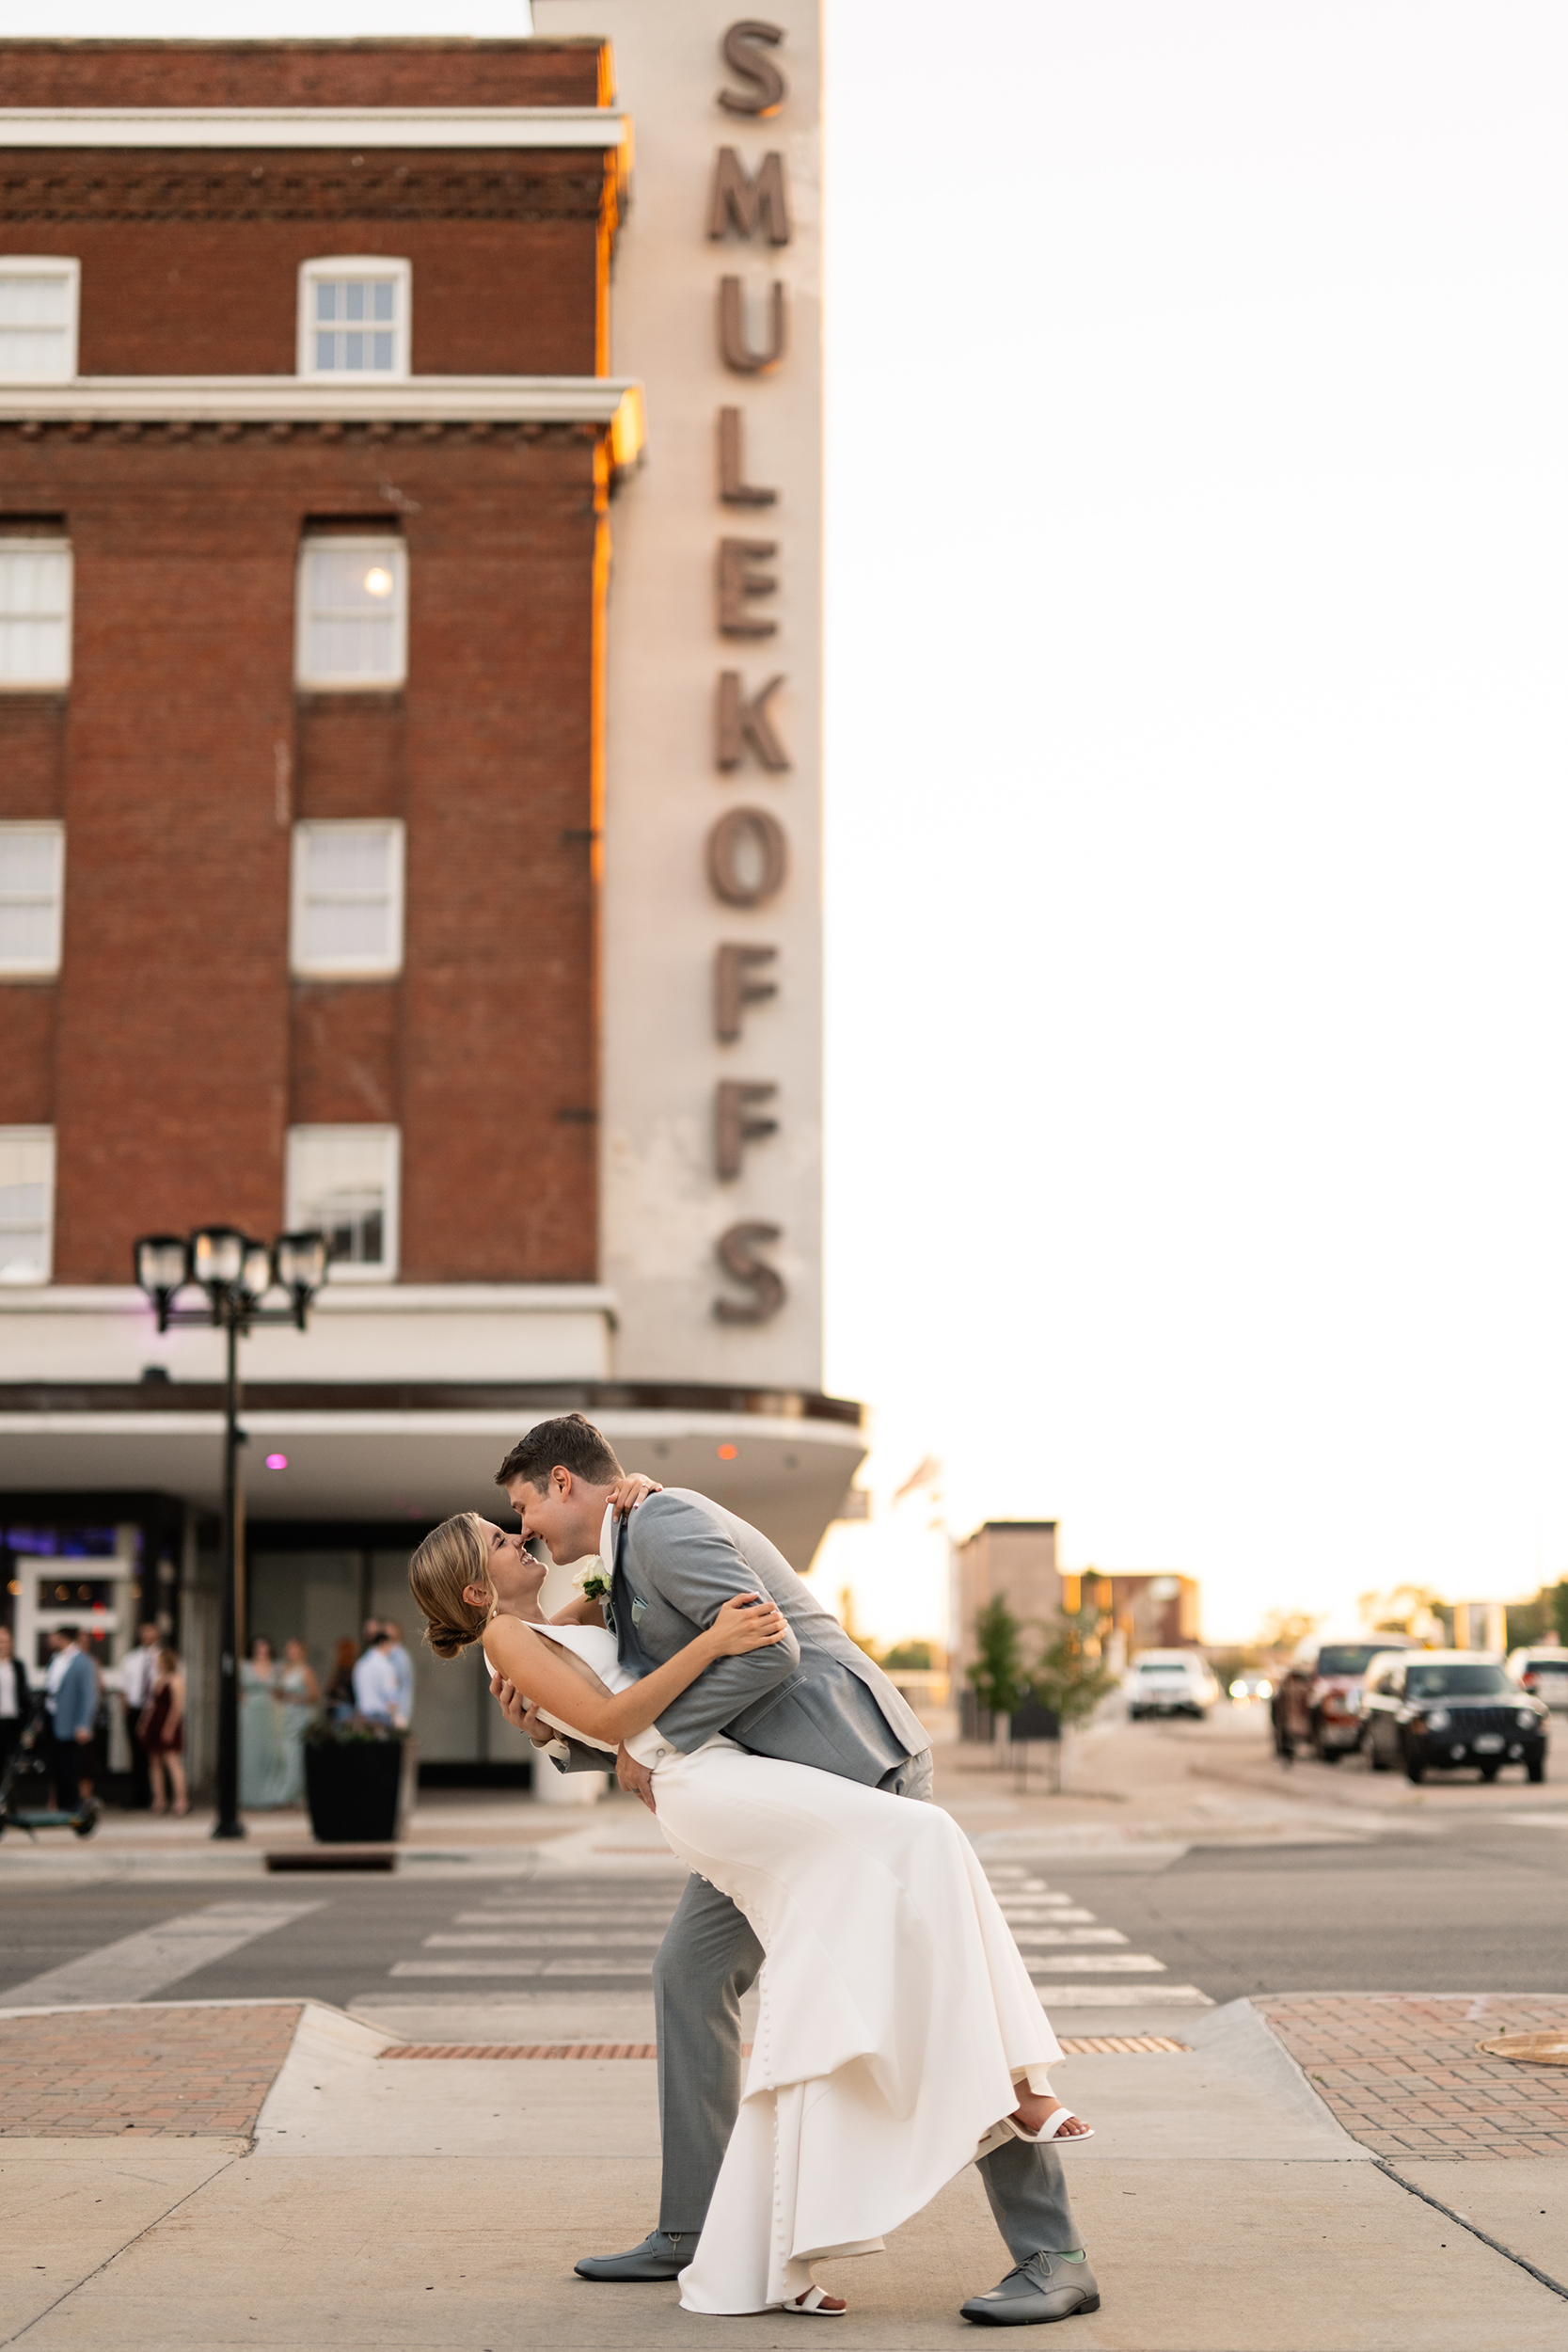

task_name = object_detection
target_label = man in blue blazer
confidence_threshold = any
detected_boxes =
[44,1625,98,1810]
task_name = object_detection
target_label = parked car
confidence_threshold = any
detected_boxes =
[1126,1651,1220,1721]
[1271,1634,1420,1762]
[1507,1648,1568,1715]
[1360,1650,1548,1784]
[1227,1674,1274,1702]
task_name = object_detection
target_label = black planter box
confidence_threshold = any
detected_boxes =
[305,1737,405,1844]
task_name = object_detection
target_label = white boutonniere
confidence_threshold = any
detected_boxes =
[572,1556,613,1605]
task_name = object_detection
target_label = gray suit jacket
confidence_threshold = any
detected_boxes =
[551,1486,927,1784]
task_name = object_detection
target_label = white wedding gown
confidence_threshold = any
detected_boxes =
[508,1619,1064,2315]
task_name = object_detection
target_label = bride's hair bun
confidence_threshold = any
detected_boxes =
[409,1513,493,1661]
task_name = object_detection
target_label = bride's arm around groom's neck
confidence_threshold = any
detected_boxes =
[627,1492,800,1749]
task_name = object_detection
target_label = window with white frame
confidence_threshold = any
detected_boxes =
[0,823,65,977]
[291,821,404,977]
[286,1125,400,1281]
[0,539,71,690]
[0,1126,55,1284]
[0,259,79,384]
[297,257,410,378]
[296,536,406,690]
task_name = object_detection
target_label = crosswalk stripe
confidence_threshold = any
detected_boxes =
[0,1900,325,2009]
[1037,1983,1212,2007]
[391,1958,655,1979]
[1000,1908,1097,1924]
[1009,1929,1128,1947]
[1027,1953,1166,1973]
[451,1900,676,1919]
[422,1931,666,1950]
[387,1868,680,1985]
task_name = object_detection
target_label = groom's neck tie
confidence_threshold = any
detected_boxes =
[608,1509,656,1675]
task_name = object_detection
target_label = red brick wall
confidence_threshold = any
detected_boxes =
[0,40,608,110]
[0,697,67,817]
[2,421,601,1285]
[0,988,55,1129]
[4,165,604,378]
[290,987,399,1128]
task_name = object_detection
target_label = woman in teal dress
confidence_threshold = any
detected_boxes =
[239,1636,290,1809]
[277,1637,321,1805]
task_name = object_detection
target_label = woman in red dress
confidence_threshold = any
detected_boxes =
[137,1647,187,1817]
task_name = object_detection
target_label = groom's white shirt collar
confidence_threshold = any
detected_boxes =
[598,1502,616,1573]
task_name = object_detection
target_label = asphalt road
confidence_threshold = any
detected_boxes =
[1,1810,1564,2014]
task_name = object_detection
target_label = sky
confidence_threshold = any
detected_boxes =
[15,1,1568,1645]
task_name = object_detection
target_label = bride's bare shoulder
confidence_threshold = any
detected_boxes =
[483,1616,552,1666]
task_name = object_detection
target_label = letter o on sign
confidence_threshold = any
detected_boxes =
[706,805,788,907]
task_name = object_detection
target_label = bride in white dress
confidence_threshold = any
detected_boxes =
[408,1506,1090,2320]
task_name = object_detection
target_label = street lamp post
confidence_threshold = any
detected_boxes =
[134,1225,328,1839]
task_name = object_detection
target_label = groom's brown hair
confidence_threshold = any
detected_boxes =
[496,1412,623,1494]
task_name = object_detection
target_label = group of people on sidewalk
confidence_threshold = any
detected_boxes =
[239,1618,414,1809]
[0,1618,186,1815]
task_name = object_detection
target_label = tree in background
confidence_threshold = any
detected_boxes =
[968,1596,1027,1723]
[1505,1581,1568,1650]
[880,1639,935,1672]
[1030,1606,1120,1731]
[1259,1609,1324,1655]
[1357,1585,1449,1643]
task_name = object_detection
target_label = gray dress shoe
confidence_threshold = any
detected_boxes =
[574,2229,692,2282]
[960,2251,1101,2326]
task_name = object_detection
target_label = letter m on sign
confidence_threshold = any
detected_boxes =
[708,148,793,246]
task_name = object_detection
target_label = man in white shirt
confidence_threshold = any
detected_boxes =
[352,1629,405,1729]
[119,1622,162,1808]
[384,1621,415,1728]
[0,1626,29,1779]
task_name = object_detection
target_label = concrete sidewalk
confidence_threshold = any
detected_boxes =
[2,1994,1565,2349]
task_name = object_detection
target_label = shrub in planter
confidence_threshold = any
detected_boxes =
[304,1718,408,1843]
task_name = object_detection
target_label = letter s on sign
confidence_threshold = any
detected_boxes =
[715,1222,785,1324]
[719,20,787,118]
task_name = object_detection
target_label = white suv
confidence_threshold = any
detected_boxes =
[1508,1648,1568,1714]
[1126,1651,1220,1721]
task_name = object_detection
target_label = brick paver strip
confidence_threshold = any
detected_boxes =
[0,2004,301,2137]
[1260,1994,1568,2160]
[380,2032,1192,2062]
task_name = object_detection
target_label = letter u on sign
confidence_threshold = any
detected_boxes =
[707,806,787,907]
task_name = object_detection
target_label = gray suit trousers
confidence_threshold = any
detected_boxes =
[651,1749,1083,2262]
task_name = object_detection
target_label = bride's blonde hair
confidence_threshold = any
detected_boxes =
[408,1512,493,1661]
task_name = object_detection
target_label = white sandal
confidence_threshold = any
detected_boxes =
[1006,2104,1094,2145]
[784,2286,847,2316]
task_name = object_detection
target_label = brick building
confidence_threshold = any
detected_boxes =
[0,24,857,1786]
[951,1521,1201,1733]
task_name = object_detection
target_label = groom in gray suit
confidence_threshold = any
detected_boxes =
[493,1413,1099,2328]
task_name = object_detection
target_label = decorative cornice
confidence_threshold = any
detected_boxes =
[0,152,616,225]
[0,1378,865,1427]
[0,374,646,463]
[0,1282,619,1314]
[0,106,630,151]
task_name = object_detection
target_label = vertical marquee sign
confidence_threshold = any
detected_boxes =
[536,0,824,1390]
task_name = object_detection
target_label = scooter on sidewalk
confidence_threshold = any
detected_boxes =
[0,1694,98,1839]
